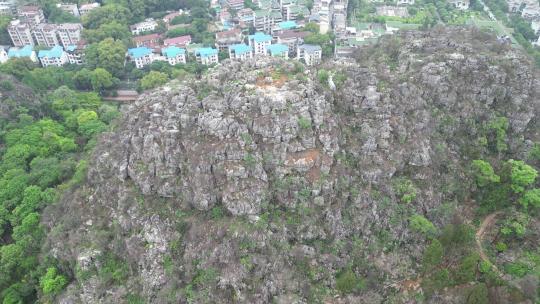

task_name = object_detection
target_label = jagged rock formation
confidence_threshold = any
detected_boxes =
[43,27,539,303]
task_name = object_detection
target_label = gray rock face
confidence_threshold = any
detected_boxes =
[44,28,539,304]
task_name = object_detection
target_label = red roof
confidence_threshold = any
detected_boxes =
[163,35,192,46]
[163,12,181,22]
[133,33,161,43]
[215,28,241,40]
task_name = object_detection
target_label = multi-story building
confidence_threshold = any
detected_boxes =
[397,0,415,4]
[38,45,68,67]
[237,8,254,27]
[226,0,245,10]
[56,3,80,16]
[163,35,192,47]
[8,45,37,62]
[276,30,309,56]
[297,44,322,65]
[266,43,289,58]
[272,20,298,34]
[57,23,83,48]
[284,4,309,21]
[248,32,272,55]
[133,33,161,47]
[130,18,158,35]
[253,10,283,33]
[447,0,469,9]
[229,43,253,60]
[161,46,186,65]
[33,23,59,47]
[78,2,100,15]
[128,46,154,68]
[17,5,45,27]
[195,47,218,65]
[215,29,243,51]
[0,1,15,15]
[65,42,85,64]
[8,20,34,46]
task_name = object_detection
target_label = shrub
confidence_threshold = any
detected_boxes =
[317,69,329,84]
[466,283,489,304]
[0,80,14,91]
[454,253,480,284]
[423,239,443,271]
[507,159,538,193]
[335,268,360,294]
[40,267,68,295]
[495,242,508,252]
[393,177,417,203]
[409,214,437,237]
[471,160,500,187]
[504,261,531,278]
[297,116,311,130]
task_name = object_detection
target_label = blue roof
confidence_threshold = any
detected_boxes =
[38,46,64,59]
[249,32,272,43]
[161,46,186,58]
[128,47,153,59]
[266,44,288,55]
[230,44,252,55]
[278,21,297,30]
[65,45,77,52]
[196,47,218,57]
[8,45,33,58]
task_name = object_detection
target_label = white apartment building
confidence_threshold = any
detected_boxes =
[38,46,68,67]
[130,18,158,35]
[248,32,272,55]
[56,3,80,16]
[78,2,100,15]
[8,20,34,46]
[33,23,59,47]
[128,47,155,68]
[57,23,83,48]
[297,44,322,66]
[161,46,186,65]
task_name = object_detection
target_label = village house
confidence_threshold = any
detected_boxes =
[8,45,37,62]
[133,33,161,48]
[229,43,253,60]
[130,18,158,35]
[215,28,243,51]
[128,46,155,68]
[195,47,219,65]
[161,46,186,65]
[163,35,192,47]
[8,20,34,46]
[266,43,289,58]
[0,1,14,15]
[283,4,309,21]
[397,0,415,5]
[78,2,100,15]
[272,20,299,34]
[162,11,181,24]
[248,32,272,55]
[38,45,68,67]
[297,44,322,65]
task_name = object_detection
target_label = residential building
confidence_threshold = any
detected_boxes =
[65,43,85,64]
[447,0,469,9]
[0,1,15,15]
[254,10,283,33]
[8,45,37,62]
[275,30,309,56]
[0,47,8,63]
[163,11,181,24]
[195,47,218,65]
[33,23,59,47]
[56,3,80,16]
[297,44,321,65]
[78,2,100,15]
[266,43,289,58]
[226,0,244,10]
[128,46,154,68]
[56,23,83,48]
[272,20,298,34]
[17,5,45,27]
[38,45,68,67]
[237,8,254,27]
[248,32,272,55]
[215,28,243,50]
[133,33,161,48]
[284,4,309,21]
[161,46,186,65]
[163,35,192,47]
[8,20,34,46]
[130,18,158,35]
[229,43,253,60]
[333,13,346,33]
[397,0,415,4]
[375,6,409,17]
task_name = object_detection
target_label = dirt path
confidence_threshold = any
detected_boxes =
[475,211,502,265]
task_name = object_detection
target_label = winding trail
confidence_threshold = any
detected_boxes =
[475,211,502,267]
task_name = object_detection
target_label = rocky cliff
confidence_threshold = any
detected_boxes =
[43,27,540,303]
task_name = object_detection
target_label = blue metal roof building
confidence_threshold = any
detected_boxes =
[162,46,186,58]
[278,21,297,30]
[38,46,64,59]
[249,32,272,43]
[266,44,289,56]
[195,47,218,58]
[230,44,252,55]
[128,47,153,59]
[8,45,34,58]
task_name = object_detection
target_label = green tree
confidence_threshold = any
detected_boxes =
[140,71,169,90]
[472,160,500,187]
[423,239,443,270]
[73,68,93,90]
[90,68,115,93]
[85,38,127,77]
[466,283,489,304]
[39,267,68,295]
[82,4,133,29]
[83,21,132,45]
[507,159,538,193]
[409,214,437,237]
[519,189,540,209]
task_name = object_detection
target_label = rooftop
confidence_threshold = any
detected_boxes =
[128,47,153,58]
[249,32,272,43]
[266,43,288,55]
[162,46,186,58]
[276,30,310,39]
[133,33,161,43]
[38,45,64,59]
[196,47,218,57]
[163,35,192,46]
[230,43,252,54]
[8,45,33,58]
[298,44,322,53]
[278,20,297,30]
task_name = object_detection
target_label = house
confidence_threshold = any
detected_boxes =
[162,11,181,24]
[397,0,415,5]
[32,23,59,47]
[297,44,321,65]
[17,5,45,27]
[276,30,309,56]
[163,35,192,47]
[447,0,469,9]
[0,47,8,63]
[57,23,83,48]
[65,42,85,64]
[195,47,218,65]
[130,18,158,35]
[56,3,80,16]
[253,10,283,33]
[248,32,272,55]
[161,46,186,65]
[133,33,161,47]
[229,43,253,60]
[78,2,100,15]
[7,45,37,62]
[38,45,68,67]
[375,6,409,17]
[226,0,244,10]
[8,20,34,46]
[128,46,154,68]
[266,43,289,58]
[237,8,254,27]
[215,29,243,51]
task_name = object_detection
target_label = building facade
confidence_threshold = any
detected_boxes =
[130,18,158,35]
[57,23,83,48]
[248,32,272,55]
[33,23,59,47]
[195,47,218,65]
[8,20,34,46]
[229,44,253,60]
[17,5,45,27]
[128,47,154,68]
[161,46,186,65]
[38,45,68,67]
[297,44,322,65]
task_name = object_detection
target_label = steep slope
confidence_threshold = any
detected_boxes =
[43,27,540,303]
